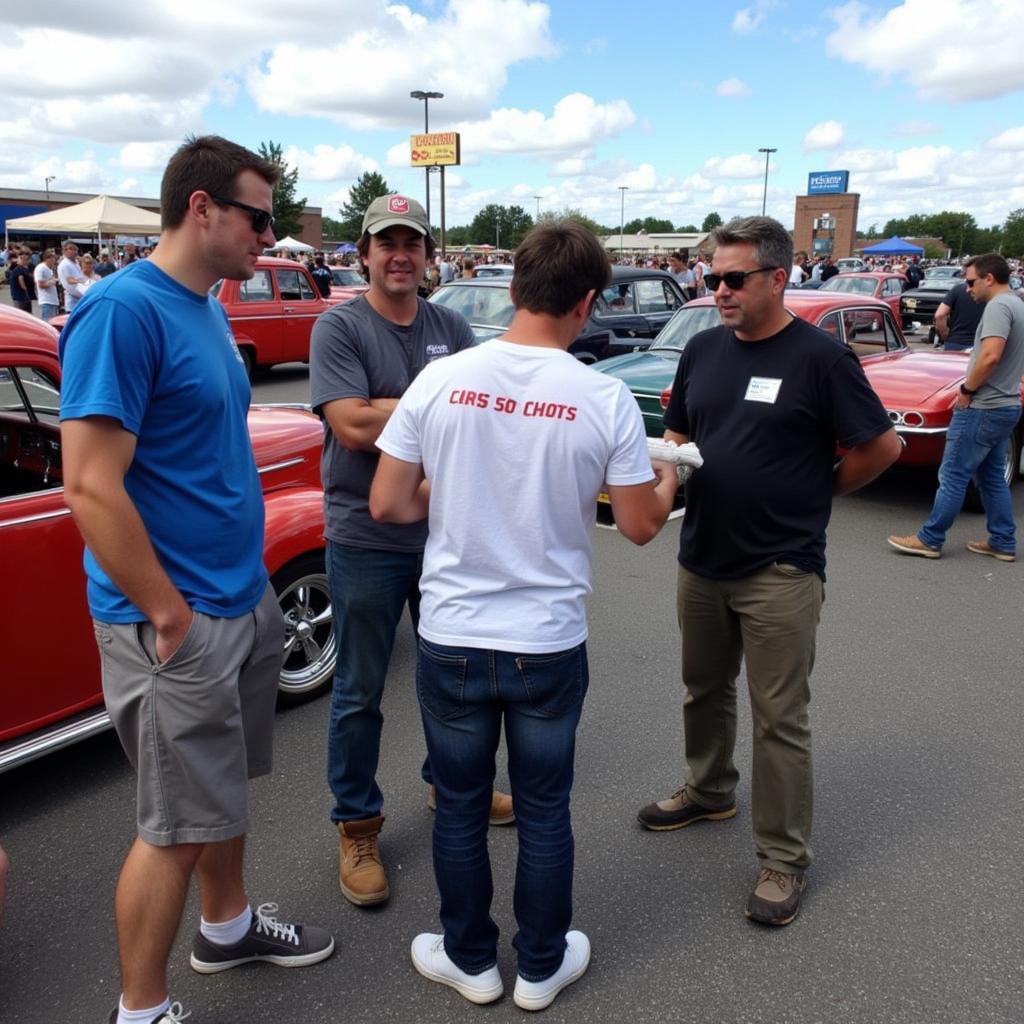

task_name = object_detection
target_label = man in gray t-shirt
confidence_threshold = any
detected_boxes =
[309,194,511,910]
[889,252,1023,562]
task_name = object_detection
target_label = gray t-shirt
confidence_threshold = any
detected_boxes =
[309,294,475,550]
[968,292,1024,409]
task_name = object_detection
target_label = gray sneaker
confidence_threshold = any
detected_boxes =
[745,869,806,926]
[189,903,334,974]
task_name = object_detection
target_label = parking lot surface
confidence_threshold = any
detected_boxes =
[2,358,1021,1023]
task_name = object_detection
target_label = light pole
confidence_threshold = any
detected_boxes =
[618,186,629,258]
[410,90,443,228]
[757,147,776,216]
[533,195,541,221]
[45,175,55,202]
[496,209,501,251]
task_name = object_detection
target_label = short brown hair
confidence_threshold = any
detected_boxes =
[160,135,280,231]
[511,221,611,316]
[965,252,1010,284]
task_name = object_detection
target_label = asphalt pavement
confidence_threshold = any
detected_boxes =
[1,362,1022,1024]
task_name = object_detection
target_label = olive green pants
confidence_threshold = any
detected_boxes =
[677,563,823,872]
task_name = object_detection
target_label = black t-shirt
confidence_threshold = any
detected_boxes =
[942,282,983,347]
[9,264,35,302]
[311,265,332,298]
[663,318,892,580]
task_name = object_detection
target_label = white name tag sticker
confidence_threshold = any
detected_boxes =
[745,376,782,403]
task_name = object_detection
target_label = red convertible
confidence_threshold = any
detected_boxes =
[0,306,335,773]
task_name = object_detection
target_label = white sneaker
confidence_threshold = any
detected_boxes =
[513,930,591,1011]
[410,933,504,1004]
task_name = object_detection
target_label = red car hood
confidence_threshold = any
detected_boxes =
[861,350,969,406]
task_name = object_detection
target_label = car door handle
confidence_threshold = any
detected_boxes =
[283,306,295,312]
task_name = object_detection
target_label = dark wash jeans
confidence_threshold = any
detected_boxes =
[417,638,588,982]
[326,541,430,822]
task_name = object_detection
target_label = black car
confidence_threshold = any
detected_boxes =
[427,266,687,363]
[900,279,957,343]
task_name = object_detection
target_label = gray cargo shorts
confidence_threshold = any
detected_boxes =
[93,584,284,847]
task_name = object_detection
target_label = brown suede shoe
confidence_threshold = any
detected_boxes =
[338,816,388,906]
[887,534,941,558]
[966,540,1015,562]
[745,868,806,926]
[636,787,737,831]
[427,785,516,826]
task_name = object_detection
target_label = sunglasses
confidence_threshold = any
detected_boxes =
[964,277,979,288]
[703,267,777,291]
[208,193,275,234]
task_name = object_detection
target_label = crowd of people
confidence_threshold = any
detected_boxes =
[4,134,1022,1024]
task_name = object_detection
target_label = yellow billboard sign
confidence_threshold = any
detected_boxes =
[410,132,461,167]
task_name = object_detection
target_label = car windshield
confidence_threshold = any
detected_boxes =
[429,283,515,328]
[924,267,959,278]
[331,268,363,286]
[820,276,877,295]
[649,304,723,353]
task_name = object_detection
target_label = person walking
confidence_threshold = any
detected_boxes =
[310,195,512,910]
[637,216,900,926]
[370,220,679,1009]
[59,135,335,1024]
[888,253,1024,562]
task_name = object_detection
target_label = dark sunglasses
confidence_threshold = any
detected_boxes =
[208,193,275,234]
[703,267,777,291]
[964,277,978,288]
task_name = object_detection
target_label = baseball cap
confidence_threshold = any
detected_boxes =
[363,194,430,236]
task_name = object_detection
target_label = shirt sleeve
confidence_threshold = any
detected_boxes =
[823,347,894,449]
[978,297,1012,341]
[662,349,692,436]
[605,381,655,486]
[375,381,423,465]
[309,307,370,412]
[59,297,157,435]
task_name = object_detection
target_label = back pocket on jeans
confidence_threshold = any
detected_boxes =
[514,644,588,718]
[416,640,469,721]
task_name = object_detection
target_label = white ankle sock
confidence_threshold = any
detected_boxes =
[200,904,252,946]
[118,995,170,1023]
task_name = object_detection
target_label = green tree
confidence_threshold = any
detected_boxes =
[338,171,393,240]
[469,204,534,249]
[676,223,698,232]
[322,215,346,241]
[1000,208,1024,258]
[622,218,644,234]
[538,208,605,236]
[923,211,979,256]
[865,224,880,239]
[258,141,306,239]
[973,225,1003,254]
[701,211,723,232]
[640,216,674,233]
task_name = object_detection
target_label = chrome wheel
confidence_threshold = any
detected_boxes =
[272,555,336,704]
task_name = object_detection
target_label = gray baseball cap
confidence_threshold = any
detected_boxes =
[362,194,430,236]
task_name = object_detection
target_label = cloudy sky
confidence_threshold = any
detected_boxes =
[2,0,1023,233]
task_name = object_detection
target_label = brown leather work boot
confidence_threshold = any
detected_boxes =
[337,815,388,906]
[427,786,516,826]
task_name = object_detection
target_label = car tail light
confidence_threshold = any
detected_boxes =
[660,386,673,409]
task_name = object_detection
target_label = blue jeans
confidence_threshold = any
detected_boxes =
[417,639,588,982]
[326,542,429,821]
[40,303,59,322]
[919,405,1020,553]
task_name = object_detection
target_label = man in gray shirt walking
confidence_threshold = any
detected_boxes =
[888,252,1024,562]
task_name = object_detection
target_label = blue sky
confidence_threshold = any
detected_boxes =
[3,0,1023,233]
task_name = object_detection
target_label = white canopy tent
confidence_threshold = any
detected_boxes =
[271,236,314,253]
[4,195,161,246]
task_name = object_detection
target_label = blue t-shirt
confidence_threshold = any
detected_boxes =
[59,260,267,622]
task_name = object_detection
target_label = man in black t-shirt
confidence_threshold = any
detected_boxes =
[8,251,36,313]
[636,216,900,926]
[933,280,982,351]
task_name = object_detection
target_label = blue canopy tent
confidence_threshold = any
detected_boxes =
[335,242,357,254]
[860,236,924,256]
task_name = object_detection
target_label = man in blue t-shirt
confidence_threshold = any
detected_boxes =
[60,136,334,1024]
[637,217,900,927]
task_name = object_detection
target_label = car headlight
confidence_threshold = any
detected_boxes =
[888,410,925,427]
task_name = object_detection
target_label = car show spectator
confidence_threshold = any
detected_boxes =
[57,242,86,312]
[933,279,983,351]
[461,257,476,278]
[819,256,839,281]
[789,251,807,286]
[309,194,509,911]
[33,249,60,321]
[637,215,900,926]
[369,220,679,1010]
[77,253,101,291]
[310,254,332,297]
[668,251,696,299]
[8,250,36,313]
[94,251,117,277]
[889,253,1024,563]
[59,134,335,1024]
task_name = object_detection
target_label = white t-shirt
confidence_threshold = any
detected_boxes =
[34,264,59,304]
[377,339,654,653]
[789,264,806,285]
[58,256,84,308]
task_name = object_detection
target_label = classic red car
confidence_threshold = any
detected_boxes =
[212,256,347,376]
[596,293,1024,508]
[817,271,909,325]
[0,305,335,774]
[329,265,369,302]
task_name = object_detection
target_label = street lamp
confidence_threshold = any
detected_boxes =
[496,210,501,251]
[45,175,55,202]
[410,90,443,228]
[757,147,776,216]
[618,186,629,258]
[533,195,542,221]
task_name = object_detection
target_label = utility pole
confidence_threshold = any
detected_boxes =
[410,90,443,228]
[618,186,629,258]
[758,147,777,216]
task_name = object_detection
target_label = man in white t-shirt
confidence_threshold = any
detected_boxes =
[57,241,86,311]
[789,252,807,286]
[33,249,60,321]
[370,221,678,1011]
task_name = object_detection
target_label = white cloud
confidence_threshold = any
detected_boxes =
[804,120,844,151]
[890,119,939,138]
[715,78,751,99]
[283,143,379,182]
[732,0,776,34]
[987,126,1024,151]
[702,154,766,179]
[826,0,1024,102]
[111,142,179,171]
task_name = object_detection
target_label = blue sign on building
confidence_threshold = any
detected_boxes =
[807,171,849,195]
